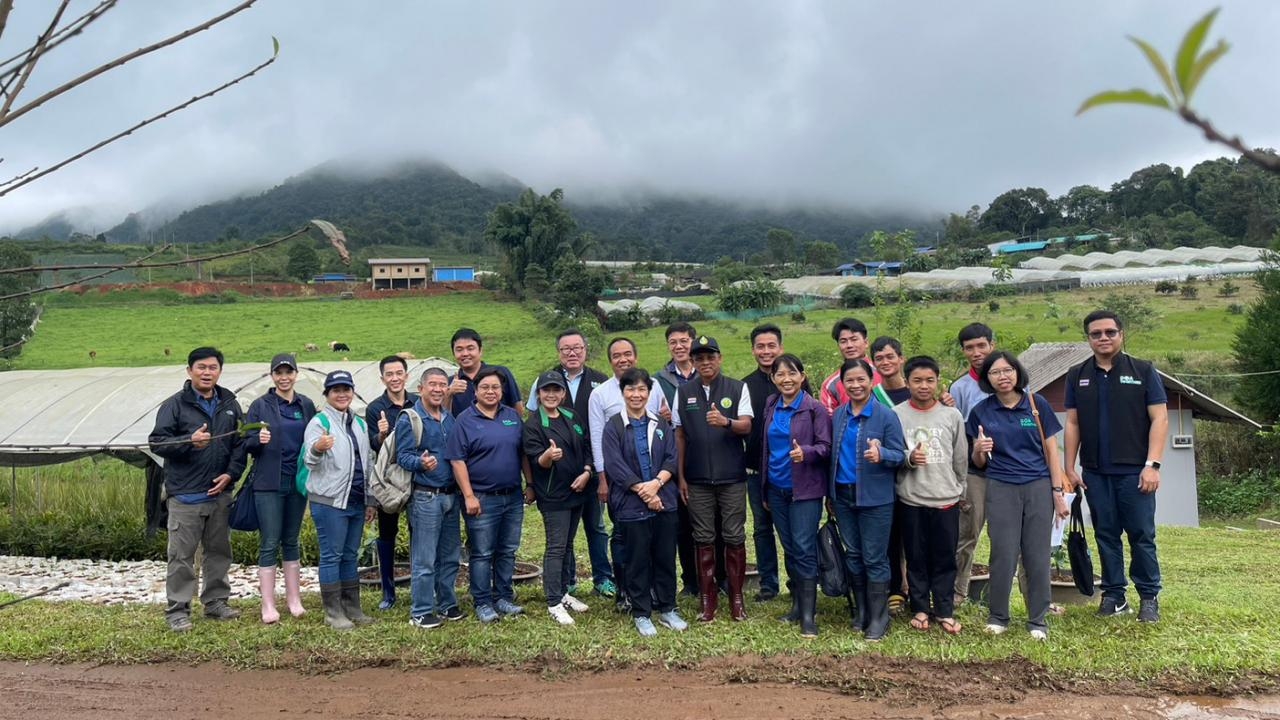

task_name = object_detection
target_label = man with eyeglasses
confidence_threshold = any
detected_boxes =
[1064,310,1168,623]
[654,322,697,414]
[524,329,614,598]
[365,355,420,610]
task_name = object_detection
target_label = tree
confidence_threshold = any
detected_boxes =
[285,242,319,281]
[980,188,1059,235]
[716,278,783,313]
[1234,248,1280,421]
[766,228,797,267]
[840,282,874,308]
[484,188,591,298]
[804,240,840,270]
[551,252,606,316]
[866,229,917,262]
[990,257,1014,284]
[941,206,982,248]
[1060,185,1111,226]
[0,243,37,357]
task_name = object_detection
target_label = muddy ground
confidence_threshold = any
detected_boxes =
[1,661,1277,720]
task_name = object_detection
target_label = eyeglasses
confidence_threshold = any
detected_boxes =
[1087,328,1121,340]
[988,367,1017,377]
[558,345,587,355]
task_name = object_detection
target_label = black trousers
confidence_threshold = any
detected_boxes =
[889,502,905,596]
[899,502,960,618]
[621,511,679,618]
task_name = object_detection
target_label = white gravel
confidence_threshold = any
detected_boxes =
[0,555,321,605]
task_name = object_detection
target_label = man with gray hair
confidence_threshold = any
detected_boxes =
[395,366,462,629]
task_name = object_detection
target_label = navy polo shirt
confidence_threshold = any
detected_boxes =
[1064,361,1165,475]
[965,393,1061,485]
[443,404,524,492]
[836,402,874,485]
[447,363,521,416]
[767,394,802,490]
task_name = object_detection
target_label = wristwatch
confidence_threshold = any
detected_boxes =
[1144,460,1162,470]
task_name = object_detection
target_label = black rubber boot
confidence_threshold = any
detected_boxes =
[850,577,868,634]
[340,579,374,626]
[320,583,353,631]
[780,580,800,623]
[865,580,891,642]
[375,539,397,610]
[799,578,819,638]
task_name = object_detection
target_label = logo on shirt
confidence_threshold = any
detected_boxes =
[656,429,664,440]
[1119,375,1143,385]
[719,397,733,409]
[1077,378,1090,387]
[293,411,303,419]
[225,410,234,416]
[502,420,518,426]
[573,424,583,435]
[1020,418,1037,428]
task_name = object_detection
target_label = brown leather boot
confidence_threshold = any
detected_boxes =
[726,543,747,621]
[696,544,718,622]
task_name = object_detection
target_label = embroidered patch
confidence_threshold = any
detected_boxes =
[656,429,664,440]
[1119,375,1142,385]
[1078,378,1090,387]
[1020,418,1037,428]
[573,424,583,435]
[719,397,732,409]
[686,397,698,405]
[502,420,518,426]
[590,381,600,388]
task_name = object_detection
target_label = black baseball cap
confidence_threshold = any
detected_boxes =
[323,370,355,393]
[536,371,568,390]
[690,335,721,355]
[270,353,297,372]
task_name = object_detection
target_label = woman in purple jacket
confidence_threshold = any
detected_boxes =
[761,354,832,638]
[601,368,686,637]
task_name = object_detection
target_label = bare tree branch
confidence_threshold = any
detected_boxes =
[0,165,38,190]
[1178,107,1280,174]
[0,1,116,79]
[0,46,277,198]
[0,0,70,115]
[0,244,170,301]
[0,0,258,129]
[0,0,16,48]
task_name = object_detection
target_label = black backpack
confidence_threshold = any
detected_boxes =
[817,516,849,597]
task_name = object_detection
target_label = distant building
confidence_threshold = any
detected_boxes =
[313,273,357,283]
[369,258,431,290]
[838,260,903,277]
[432,266,475,282]
[992,233,1105,257]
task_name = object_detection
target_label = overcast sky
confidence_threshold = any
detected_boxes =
[1,1,1277,233]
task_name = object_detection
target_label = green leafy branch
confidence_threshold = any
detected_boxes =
[1077,8,1280,174]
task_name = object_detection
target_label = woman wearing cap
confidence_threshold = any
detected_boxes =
[301,370,376,631]
[523,371,594,625]
[239,353,317,624]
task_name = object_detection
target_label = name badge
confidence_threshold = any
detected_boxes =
[1119,375,1142,385]
[1078,378,1090,387]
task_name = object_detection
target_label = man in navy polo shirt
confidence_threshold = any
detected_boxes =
[445,366,527,624]
[1064,310,1168,623]
[445,328,522,416]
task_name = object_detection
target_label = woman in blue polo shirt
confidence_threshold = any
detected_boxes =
[829,358,905,642]
[444,366,527,625]
[967,351,1070,641]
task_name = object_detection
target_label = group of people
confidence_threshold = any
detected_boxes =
[149,310,1167,642]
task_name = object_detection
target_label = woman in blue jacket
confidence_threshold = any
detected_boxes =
[601,368,686,638]
[829,358,906,641]
[239,353,316,624]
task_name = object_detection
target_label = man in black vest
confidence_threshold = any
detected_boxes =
[1064,310,1168,623]
[524,329,614,598]
[675,336,753,622]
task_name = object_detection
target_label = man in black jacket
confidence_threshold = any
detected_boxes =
[1064,310,1169,623]
[741,324,783,602]
[148,347,248,632]
[365,355,419,611]
[524,329,615,597]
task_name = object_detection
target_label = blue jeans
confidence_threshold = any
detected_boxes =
[310,502,364,585]
[766,484,823,581]
[408,489,462,617]
[832,484,893,583]
[1083,471,1162,600]
[463,492,525,608]
[746,472,779,593]
[254,488,307,567]
[567,496,613,586]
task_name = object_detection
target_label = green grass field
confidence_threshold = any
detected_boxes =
[15,282,1252,389]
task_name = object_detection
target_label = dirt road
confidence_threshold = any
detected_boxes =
[1,661,1277,720]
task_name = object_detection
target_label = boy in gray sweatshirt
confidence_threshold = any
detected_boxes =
[893,356,967,635]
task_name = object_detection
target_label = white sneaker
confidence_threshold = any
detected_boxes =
[548,603,575,626]
[1029,628,1048,641]
[561,594,590,613]
[657,610,688,632]
[984,622,1007,635]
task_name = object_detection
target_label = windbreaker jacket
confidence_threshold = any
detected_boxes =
[601,412,679,522]
[302,404,373,510]
[148,381,246,496]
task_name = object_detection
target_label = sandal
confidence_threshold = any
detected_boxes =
[1049,603,1066,616]
[939,617,962,635]
[910,612,930,631]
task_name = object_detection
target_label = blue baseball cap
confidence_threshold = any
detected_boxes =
[323,370,355,393]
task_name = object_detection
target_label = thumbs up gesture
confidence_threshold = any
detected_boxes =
[910,440,927,467]
[377,410,389,435]
[789,439,804,464]
[313,425,334,454]
[258,426,272,445]
[191,422,211,449]
[421,451,438,472]
[975,424,994,458]
[706,406,727,428]
[546,439,563,462]
[864,437,883,464]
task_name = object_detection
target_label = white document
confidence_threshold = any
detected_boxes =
[1050,492,1076,547]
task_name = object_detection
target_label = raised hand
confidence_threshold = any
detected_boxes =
[313,426,334,454]
[910,441,927,467]
[191,422,211,449]
[789,439,804,463]
[377,411,389,436]
[864,438,882,464]
[706,406,727,428]
[975,425,994,458]
[546,439,563,462]
[258,426,272,445]
[448,377,468,396]
[421,451,438,472]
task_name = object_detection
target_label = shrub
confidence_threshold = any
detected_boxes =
[840,282,874,309]
[1180,284,1199,299]
[1198,471,1280,518]
[987,300,1000,312]
[1218,280,1240,298]
[1228,303,1245,315]
[1155,280,1179,295]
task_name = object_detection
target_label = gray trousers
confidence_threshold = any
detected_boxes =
[985,477,1053,632]
[165,493,233,618]
[687,482,747,546]
[953,472,987,599]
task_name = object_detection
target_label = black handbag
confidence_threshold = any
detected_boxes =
[228,470,259,532]
[1067,493,1095,596]
[817,516,849,597]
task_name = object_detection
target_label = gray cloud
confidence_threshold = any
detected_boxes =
[1,0,1277,232]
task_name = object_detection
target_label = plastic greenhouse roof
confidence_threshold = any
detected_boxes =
[0,359,457,467]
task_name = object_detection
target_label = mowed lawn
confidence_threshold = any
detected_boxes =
[16,284,1251,387]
